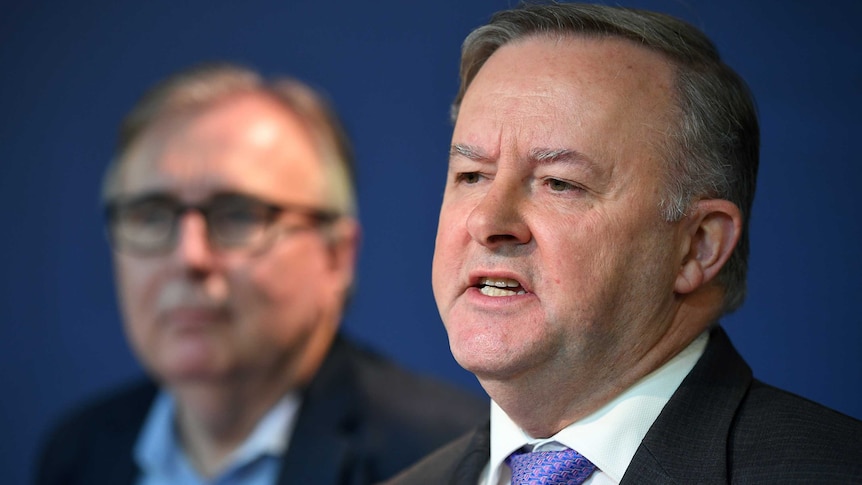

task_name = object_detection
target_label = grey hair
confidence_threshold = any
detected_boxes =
[103,62,358,218]
[452,2,759,314]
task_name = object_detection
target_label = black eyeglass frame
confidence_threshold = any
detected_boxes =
[103,191,342,256]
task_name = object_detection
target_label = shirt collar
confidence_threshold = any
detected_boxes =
[134,390,302,479]
[487,331,709,484]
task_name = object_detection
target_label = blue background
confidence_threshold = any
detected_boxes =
[2,1,860,483]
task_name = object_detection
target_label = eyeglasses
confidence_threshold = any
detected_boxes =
[104,192,341,255]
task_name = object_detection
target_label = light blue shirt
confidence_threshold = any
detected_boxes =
[134,391,301,485]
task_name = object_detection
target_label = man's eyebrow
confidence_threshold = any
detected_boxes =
[450,143,492,162]
[449,144,597,169]
[529,148,594,166]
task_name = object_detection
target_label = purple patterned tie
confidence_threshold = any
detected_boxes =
[506,448,597,485]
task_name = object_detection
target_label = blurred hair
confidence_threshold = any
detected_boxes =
[103,62,357,217]
[453,2,759,314]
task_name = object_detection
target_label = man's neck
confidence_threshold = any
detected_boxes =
[166,326,338,477]
[168,371,295,477]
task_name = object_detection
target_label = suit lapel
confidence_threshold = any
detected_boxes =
[622,326,752,484]
[450,421,491,485]
[384,421,490,485]
[275,416,353,485]
[275,337,359,485]
[96,380,157,485]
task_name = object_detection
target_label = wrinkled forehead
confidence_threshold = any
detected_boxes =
[455,35,679,165]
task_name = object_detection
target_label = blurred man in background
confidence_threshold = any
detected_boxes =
[36,63,487,485]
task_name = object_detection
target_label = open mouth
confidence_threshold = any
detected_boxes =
[477,277,527,297]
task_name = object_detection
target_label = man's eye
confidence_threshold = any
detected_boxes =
[455,172,482,184]
[209,204,269,245]
[211,205,265,227]
[125,205,173,226]
[546,178,578,192]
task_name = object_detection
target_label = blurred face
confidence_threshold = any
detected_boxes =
[112,93,357,388]
[432,36,687,386]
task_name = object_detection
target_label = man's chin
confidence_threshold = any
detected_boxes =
[451,343,526,382]
[152,352,230,386]
[449,329,552,388]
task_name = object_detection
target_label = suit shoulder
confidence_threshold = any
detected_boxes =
[383,427,484,485]
[35,379,155,485]
[46,379,156,436]
[735,379,862,443]
[729,379,862,480]
[335,338,488,478]
[346,340,488,428]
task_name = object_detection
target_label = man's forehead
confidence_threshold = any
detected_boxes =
[456,36,675,138]
[112,95,326,202]
[465,34,675,104]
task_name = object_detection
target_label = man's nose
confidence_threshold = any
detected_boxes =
[172,211,216,271]
[465,177,532,249]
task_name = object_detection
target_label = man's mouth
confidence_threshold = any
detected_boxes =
[477,277,527,297]
[162,306,227,326]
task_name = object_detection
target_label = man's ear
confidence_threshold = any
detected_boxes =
[675,199,742,295]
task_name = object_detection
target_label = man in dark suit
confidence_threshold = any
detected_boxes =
[387,3,862,484]
[35,63,487,485]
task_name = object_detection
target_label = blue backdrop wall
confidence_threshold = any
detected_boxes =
[2,1,860,483]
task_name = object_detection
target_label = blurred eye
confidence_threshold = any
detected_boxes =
[111,198,177,250]
[209,199,271,246]
[122,201,173,229]
[212,204,262,226]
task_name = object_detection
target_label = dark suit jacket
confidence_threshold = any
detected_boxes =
[384,326,862,484]
[35,335,489,485]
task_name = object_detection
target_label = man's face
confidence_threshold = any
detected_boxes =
[113,93,356,388]
[432,36,688,386]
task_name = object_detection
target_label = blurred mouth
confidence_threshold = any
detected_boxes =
[475,277,527,297]
[161,307,227,327]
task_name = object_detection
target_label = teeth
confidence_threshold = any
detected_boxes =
[480,286,526,297]
[480,277,521,288]
[478,277,527,297]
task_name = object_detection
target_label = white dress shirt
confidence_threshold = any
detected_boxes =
[480,331,709,485]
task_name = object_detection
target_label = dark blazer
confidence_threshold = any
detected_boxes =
[35,335,489,485]
[384,326,862,484]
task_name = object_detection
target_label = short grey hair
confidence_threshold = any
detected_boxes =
[453,2,759,314]
[103,62,358,217]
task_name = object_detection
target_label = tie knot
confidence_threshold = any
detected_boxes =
[506,448,597,485]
